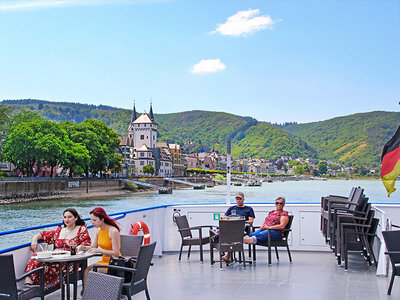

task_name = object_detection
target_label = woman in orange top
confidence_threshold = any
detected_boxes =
[78,207,120,285]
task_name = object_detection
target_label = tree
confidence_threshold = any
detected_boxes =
[303,162,310,174]
[142,164,155,175]
[294,165,304,175]
[318,161,328,175]
[329,164,341,171]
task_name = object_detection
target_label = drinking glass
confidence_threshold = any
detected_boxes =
[69,240,77,255]
[40,242,48,252]
[232,209,236,215]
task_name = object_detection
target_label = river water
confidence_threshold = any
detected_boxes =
[0,179,398,250]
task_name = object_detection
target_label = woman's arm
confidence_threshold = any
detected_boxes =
[266,215,289,230]
[87,227,120,258]
[30,233,43,252]
[78,229,98,252]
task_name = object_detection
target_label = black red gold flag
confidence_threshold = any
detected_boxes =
[381,126,400,197]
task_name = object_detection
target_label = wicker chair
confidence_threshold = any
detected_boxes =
[252,215,294,265]
[210,219,246,270]
[120,234,143,258]
[0,254,45,300]
[175,215,213,262]
[82,271,124,300]
[382,230,400,295]
[94,241,157,300]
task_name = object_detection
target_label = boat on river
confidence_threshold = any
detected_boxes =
[1,200,400,299]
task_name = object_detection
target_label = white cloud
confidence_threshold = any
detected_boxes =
[212,8,278,37]
[0,0,153,11]
[190,59,226,74]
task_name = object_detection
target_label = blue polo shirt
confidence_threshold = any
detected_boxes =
[225,205,255,220]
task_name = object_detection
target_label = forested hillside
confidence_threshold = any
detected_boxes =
[2,99,397,167]
[280,111,400,167]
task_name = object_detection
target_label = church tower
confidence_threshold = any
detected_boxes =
[149,100,154,121]
[128,101,137,146]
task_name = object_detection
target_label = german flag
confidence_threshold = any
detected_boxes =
[381,126,400,197]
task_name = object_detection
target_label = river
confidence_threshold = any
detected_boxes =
[0,179,397,250]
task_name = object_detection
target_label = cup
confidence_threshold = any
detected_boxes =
[69,240,77,256]
[232,209,236,215]
[40,243,48,252]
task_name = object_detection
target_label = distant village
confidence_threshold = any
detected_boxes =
[117,104,359,178]
[0,103,365,178]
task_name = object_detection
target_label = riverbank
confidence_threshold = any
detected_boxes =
[0,177,214,205]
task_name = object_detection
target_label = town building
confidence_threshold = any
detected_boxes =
[120,103,173,177]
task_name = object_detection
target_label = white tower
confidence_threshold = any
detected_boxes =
[132,112,158,149]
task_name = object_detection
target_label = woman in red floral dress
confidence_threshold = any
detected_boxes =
[25,208,91,289]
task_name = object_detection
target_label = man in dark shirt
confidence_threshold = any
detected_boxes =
[225,191,255,225]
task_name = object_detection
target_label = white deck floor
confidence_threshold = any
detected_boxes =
[37,249,398,300]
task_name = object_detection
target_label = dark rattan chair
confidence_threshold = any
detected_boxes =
[321,187,364,243]
[82,271,124,300]
[341,216,379,270]
[382,230,400,295]
[120,234,143,258]
[94,241,157,300]
[175,215,213,263]
[0,254,45,300]
[253,215,294,265]
[210,219,246,270]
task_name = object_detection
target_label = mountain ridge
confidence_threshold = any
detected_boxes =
[2,99,398,167]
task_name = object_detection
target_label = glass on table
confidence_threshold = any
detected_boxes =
[231,209,236,215]
[68,240,77,255]
[40,242,48,252]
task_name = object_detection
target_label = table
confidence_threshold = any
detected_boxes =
[34,251,100,300]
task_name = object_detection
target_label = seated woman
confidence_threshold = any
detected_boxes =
[25,208,91,289]
[244,197,289,245]
[78,207,120,281]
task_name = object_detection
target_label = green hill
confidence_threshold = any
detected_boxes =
[280,111,400,167]
[1,100,398,167]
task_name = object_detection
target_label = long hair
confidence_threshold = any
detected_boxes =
[63,208,86,227]
[90,207,120,231]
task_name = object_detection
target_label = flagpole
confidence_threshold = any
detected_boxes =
[226,140,231,205]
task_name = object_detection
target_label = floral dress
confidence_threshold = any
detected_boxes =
[25,226,91,289]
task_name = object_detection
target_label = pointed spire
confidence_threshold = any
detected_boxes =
[131,100,137,123]
[149,97,154,120]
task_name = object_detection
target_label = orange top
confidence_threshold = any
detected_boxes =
[97,228,113,265]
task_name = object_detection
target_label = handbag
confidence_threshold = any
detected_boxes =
[108,256,135,282]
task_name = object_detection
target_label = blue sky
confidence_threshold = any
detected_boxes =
[0,0,399,124]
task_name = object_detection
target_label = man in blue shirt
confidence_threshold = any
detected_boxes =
[225,192,255,225]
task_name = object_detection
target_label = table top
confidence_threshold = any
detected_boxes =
[33,251,100,263]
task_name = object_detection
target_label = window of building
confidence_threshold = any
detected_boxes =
[140,152,144,157]
[140,161,145,166]
[140,135,144,140]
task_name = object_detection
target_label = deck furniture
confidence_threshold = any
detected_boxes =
[382,230,400,295]
[210,219,246,270]
[321,187,364,243]
[120,234,143,258]
[331,197,370,255]
[339,214,378,270]
[82,271,123,300]
[252,215,294,265]
[94,241,157,300]
[175,215,213,263]
[0,254,45,300]
[33,251,100,300]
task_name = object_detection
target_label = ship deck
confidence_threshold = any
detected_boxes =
[38,250,396,300]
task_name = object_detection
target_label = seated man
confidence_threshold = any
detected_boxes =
[222,192,255,262]
[225,192,255,225]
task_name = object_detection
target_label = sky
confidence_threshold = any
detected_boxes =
[0,0,399,124]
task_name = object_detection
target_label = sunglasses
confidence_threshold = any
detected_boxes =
[275,202,284,205]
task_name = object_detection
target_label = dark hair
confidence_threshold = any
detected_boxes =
[90,207,120,231]
[63,208,86,227]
